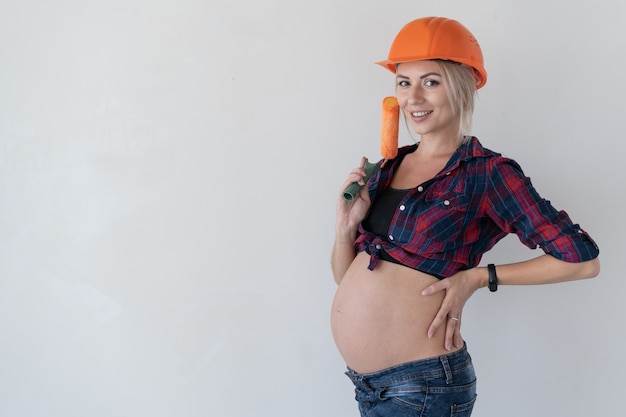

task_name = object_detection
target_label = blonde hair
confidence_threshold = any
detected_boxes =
[436,59,477,143]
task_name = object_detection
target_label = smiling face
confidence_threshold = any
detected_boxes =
[395,60,460,142]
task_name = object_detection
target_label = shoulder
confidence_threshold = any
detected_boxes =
[464,137,527,174]
[462,136,500,160]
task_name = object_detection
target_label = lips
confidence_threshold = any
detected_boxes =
[411,110,433,117]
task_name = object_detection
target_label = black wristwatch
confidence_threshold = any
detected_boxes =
[488,263,498,292]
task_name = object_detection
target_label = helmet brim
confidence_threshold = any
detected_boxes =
[375,58,487,90]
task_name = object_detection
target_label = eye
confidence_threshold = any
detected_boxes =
[397,80,410,87]
[424,79,440,87]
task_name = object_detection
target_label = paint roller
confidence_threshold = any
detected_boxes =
[343,96,399,201]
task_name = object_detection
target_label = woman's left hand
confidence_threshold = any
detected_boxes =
[421,268,484,351]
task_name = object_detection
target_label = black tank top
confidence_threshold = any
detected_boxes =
[362,187,410,265]
[363,187,410,237]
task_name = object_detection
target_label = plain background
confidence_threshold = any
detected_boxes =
[1,0,624,416]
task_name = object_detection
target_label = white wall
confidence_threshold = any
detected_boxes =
[0,0,623,416]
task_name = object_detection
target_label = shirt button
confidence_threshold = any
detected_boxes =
[446,171,451,176]
[375,244,382,250]
[417,186,424,192]
[388,235,394,241]
[399,205,406,211]
[444,200,450,206]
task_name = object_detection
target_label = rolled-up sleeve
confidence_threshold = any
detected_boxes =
[486,158,599,262]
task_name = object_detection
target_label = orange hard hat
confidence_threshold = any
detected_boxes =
[376,17,487,89]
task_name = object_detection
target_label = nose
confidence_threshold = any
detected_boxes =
[407,84,425,104]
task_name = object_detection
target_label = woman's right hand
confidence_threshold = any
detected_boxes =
[335,157,373,235]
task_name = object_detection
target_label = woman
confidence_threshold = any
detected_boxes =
[330,17,600,417]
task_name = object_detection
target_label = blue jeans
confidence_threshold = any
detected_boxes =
[345,344,477,417]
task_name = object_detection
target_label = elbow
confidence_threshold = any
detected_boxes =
[581,257,601,279]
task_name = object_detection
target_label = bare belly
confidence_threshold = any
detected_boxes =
[331,252,462,373]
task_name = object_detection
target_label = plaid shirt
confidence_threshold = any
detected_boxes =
[355,137,599,278]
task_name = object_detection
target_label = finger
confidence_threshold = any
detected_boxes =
[444,316,458,351]
[339,173,366,197]
[345,163,369,186]
[445,313,462,350]
[453,320,463,348]
[346,170,366,185]
[455,312,463,348]
[352,157,368,184]
[358,184,371,201]
[421,279,448,296]
[427,307,449,339]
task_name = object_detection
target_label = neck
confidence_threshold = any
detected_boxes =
[415,134,461,158]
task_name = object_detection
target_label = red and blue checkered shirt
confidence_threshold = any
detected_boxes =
[355,137,599,278]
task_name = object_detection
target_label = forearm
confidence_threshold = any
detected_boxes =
[422,254,600,351]
[475,254,601,289]
[331,229,358,284]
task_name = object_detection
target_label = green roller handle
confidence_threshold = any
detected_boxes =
[342,159,381,201]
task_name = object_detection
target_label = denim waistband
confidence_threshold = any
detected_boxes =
[345,343,472,389]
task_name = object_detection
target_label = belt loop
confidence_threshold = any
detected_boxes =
[440,355,453,384]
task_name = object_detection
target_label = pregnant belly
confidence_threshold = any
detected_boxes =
[331,252,460,373]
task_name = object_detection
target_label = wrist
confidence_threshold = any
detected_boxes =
[334,228,358,245]
[335,222,358,239]
[476,266,490,289]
